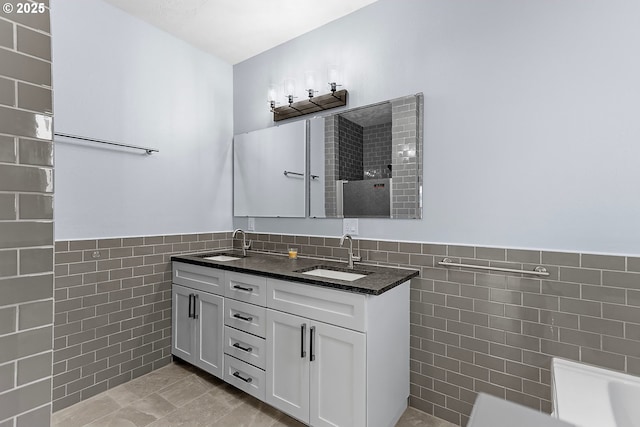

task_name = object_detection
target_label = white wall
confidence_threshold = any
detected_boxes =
[232,0,640,256]
[52,0,233,240]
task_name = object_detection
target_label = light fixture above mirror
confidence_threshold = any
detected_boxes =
[269,68,348,122]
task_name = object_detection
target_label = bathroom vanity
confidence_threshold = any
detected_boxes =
[170,250,418,427]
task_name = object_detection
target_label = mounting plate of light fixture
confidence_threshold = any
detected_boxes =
[272,89,348,122]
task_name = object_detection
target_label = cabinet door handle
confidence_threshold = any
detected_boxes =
[310,326,316,362]
[233,285,254,292]
[233,313,253,322]
[300,323,307,358]
[232,342,253,353]
[188,294,194,319]
[193,294,199,319]
[232,371,253,383]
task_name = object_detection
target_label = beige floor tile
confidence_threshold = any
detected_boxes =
[84,406,154,427]
[105,383,144,407]
[154,361,197,379]
[396,407,457,427]
[157,374,210,407]
[191,368,227,390]
[85,394,177,427]
[53,362,457,427]
[214,395,283,427]
[146,385,246,427]
[51,395,121,427]
[123,370,186,399]
[269,414,307,427]
[128,393,177,419]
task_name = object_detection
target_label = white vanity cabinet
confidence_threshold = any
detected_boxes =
[172,261,410,427]
[172,264,224,378]
[266,278,409,427]
[171,284,224,378]
[267,309,366,426]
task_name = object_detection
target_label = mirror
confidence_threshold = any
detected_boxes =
[234,121,306,217]
[310,93,423,219]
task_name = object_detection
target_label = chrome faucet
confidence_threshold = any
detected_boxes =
[339,234,361,269]
[232,228,252,257]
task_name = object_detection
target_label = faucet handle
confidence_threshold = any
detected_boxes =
[243,239,252,250]
[352,254,362,263]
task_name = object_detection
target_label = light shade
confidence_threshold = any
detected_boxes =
[327,65,341,85]
[267,84,278,102]
[304,71,316,91]
[283,78,296,97]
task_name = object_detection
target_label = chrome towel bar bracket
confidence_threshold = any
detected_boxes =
[438,258,549,277]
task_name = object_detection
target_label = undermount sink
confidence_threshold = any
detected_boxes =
[199,252,245,262]
[298,266,370,282]
[203,255,240,261]
[204,255,241,262]
[552,357,640,427]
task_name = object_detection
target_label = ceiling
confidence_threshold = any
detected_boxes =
[102,0,378,65]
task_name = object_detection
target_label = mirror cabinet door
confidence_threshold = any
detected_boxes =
[309,93,423,219]
[233,121,306,217]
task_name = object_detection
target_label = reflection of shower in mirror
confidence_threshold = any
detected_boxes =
[310,93,423,219]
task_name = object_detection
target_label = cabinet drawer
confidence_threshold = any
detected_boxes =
[224,299,266,338]
[223,354,265,401]
[224,326,266,370]
[173,262,225,296]
[267,278,366,332]
[225,272,267,306]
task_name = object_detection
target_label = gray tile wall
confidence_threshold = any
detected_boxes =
[324,115,338,217]
[363,122,392,179]
[0,5,54,426]
[243,233,640,426]
[391,94,422,219]
[337,115,363,181]
[52,233,232,412]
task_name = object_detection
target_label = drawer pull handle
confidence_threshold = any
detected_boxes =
[310,326,316,362]
[300,323,307,358]
[232,342,253,353]
[233,285,254,292]
[233,313,253,322]
[233,371,253,383]
[188,294,194,319]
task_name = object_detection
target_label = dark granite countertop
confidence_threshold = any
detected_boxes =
[171,250,419,295]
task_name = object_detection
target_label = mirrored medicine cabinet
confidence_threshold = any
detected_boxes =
[233,93,423,219]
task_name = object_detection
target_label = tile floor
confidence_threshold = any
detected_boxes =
[51,361,456,427]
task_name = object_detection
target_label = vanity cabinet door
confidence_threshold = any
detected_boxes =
[309,322,366,427]
[266,309,310,424]
[194,291,224,378]
[266,308,366,427]
[172,284,196,364]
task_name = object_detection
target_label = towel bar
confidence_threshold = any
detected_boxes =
[438,258,549,276]
[55,132,159,155]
